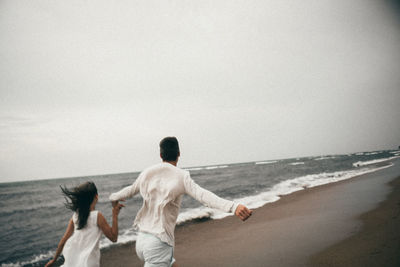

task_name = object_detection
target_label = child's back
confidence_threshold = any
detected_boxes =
[62,210,102,267]
[45,181,123,267]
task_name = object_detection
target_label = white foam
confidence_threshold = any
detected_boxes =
[365,152,379,155]
[255,161,277,165]
[205,165,229,170]
[176,207,215,224]
[184,167,204,171]
[205,166,218,170]
[389,151,400,154]
[185,165,228,171]
[355,152,364,155]
[176,191,282,224]
[100,227,138,248]
[291,165,391,188]
[353,156,400,167]
[233,192,281,210]
[314,156,336,161]
[175,164,395,225]
[290,162,304,165]
[1,250,55,267]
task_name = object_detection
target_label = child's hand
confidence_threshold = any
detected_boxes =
[45,259,56,267]
[112,202,125,216]
[112,199,125,208]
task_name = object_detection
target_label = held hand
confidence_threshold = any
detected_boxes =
[45,259,56,267]
[112,202,125,216]
[235,204,252,221]
[112,199,125,208]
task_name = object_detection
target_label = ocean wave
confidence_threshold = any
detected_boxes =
[290,162,304,165]
[314,156,336,161]
[389,151,400,157]
[1,250,55,267]
[255,161,277,165]
[273,164,392,191]
[174,164,395,224]
[177,207,215,224]
[205,165,228,170]
[184,165,229,171]
[0,198,117,217]
[100,228,137,248]
[184,167,204,171]
[352,156,400,167]
[0,203,61,217]
[8,163,394,266]
[2,229,139,267]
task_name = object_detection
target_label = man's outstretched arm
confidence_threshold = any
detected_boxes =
[109,174,141,202]
[183,172,252,221]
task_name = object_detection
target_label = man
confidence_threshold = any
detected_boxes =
[110,137,252,266]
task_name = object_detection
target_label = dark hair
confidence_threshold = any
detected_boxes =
[60,181,98,230]
[160,136,180,161]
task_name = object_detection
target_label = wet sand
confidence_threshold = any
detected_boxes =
[101,161,400,267]
[310,176,400,267]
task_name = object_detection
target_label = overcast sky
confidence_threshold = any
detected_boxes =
[1,0,400,182]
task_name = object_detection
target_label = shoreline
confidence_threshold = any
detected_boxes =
[100,161,400,266]
[309,175,400,267]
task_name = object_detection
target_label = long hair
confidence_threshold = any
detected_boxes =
[60,181,98,230]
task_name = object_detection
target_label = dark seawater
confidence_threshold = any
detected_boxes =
[0,150,399,266]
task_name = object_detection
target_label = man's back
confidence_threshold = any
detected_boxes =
[139,162,187,203]
[134,162,187,245]
[109,137,252,267]
[110,162,237,246]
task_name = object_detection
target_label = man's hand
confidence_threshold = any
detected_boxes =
[112,199,125,208]
[235,204,252,221]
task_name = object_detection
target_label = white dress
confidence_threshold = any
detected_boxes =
[62,210,102,267]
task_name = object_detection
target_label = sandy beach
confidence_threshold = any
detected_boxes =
[101,160,400,267]
[310,175,400,267]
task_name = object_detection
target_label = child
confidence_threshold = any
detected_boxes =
[45,181,124,267]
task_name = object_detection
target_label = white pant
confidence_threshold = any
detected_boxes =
[136,232,175,267]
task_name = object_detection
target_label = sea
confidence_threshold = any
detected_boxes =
[1,149,399,267]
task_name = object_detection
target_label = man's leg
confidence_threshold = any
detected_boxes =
[136,232,174,267]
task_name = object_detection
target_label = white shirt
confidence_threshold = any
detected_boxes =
[109,162,238,246]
